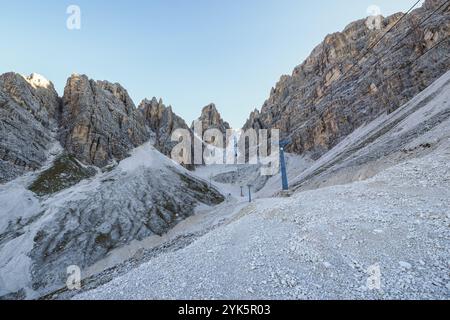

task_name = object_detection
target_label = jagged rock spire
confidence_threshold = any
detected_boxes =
[243,2,450,158]
[193,103,231,134]
[60,74,151,167]
[138,97,190,157]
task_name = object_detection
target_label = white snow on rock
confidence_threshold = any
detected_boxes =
[23,73,53,89]
[116,142,179,172]
[0,142,223,298]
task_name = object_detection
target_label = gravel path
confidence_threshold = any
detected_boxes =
[75,142,450,300]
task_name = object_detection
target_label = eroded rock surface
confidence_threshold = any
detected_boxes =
[193,103,230,134]
[244,0,450,159]
[0,73,60,183]
[28,145,224,294]
[139,97,190,157]
[60,74,151,167]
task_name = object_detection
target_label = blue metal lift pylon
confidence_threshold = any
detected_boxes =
[279,140,290,191]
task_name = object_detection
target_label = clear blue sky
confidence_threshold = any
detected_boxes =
[0,0,424,127]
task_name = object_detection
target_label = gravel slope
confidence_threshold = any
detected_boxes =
[75,140,450,300]
[74,72,450,300]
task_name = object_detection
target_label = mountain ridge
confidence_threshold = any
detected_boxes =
[243,0,449,159]
[0,72,234,181]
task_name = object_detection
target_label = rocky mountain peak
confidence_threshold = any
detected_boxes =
[24,73,60,120]
[60,74,150,167]
[424,0,445,10]
[138,97,166,125]
[244,1,450,159]
[0,72,60,182]
[24,73,53,90]
[0,72,59,121]
[194,103,231,134]
[96,80,136,113]
[138,97,189,157]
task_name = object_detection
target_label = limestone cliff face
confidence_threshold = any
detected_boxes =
[24,73,61,120]
[139,97,189,157]
[0,73,60,182]
[244,0,450,159]
[193,103,230,135]
[60,74,151,167]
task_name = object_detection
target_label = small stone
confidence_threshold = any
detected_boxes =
[399,261,412,270]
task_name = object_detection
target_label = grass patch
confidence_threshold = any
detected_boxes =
[177,172,225,205]
[29,154,96,196]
